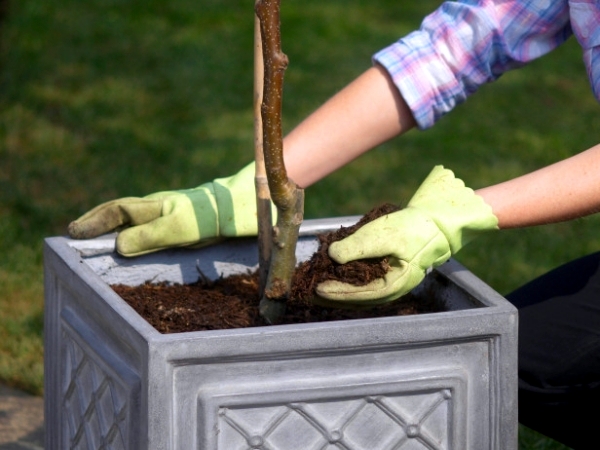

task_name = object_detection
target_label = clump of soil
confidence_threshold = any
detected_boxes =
[113,204,445,333]
[291,202,399,305]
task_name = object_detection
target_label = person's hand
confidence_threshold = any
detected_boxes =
[316,166,498,305]
[68,163,270,256]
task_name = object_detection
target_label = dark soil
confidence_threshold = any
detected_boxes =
[291,203,400,305]
[113,204,445,334]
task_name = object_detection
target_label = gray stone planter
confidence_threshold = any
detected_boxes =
[44,217,518,449]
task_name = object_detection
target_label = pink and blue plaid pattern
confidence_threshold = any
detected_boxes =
[374,0,600,129]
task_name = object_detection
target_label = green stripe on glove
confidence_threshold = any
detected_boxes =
[316,165,498,305]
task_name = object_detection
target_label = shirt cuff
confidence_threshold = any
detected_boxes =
[373,30,468,130]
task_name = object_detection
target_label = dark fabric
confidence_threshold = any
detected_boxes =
[506,251,600,449]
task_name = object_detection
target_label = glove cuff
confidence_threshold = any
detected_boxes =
[213,162,271,237]
[408,166,498,253]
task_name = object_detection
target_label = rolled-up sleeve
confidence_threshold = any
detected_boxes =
[374,0,572,129]
[568,0,600,100]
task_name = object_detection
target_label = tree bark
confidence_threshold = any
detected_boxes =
[255,0,304,324]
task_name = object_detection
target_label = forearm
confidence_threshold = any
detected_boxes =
[284,65,416,188]
[477,143,600,229]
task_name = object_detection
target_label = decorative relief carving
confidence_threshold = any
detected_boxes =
[62,330,131,450]
[219,389,453,450]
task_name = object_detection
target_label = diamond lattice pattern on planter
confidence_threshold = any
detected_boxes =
[62,331,129,450]
[219,389,453,450]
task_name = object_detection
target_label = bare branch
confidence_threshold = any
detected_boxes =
[255,0,304,324]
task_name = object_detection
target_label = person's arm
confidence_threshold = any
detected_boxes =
[283,0,573,190]
[477,143,600,229]
[283,61,600,232]
[314,139,600,306]
[284,65,416,188]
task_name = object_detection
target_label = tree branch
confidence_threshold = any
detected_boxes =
[255,0,304,324]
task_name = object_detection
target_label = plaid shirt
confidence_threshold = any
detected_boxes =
[374,0,600,129]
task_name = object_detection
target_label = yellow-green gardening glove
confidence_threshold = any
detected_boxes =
[316,165,498,305]
[68,162,271,256]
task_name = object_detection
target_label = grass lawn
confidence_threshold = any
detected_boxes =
[1,0,597,447]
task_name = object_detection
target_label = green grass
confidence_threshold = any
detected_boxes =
[0,0,596,447]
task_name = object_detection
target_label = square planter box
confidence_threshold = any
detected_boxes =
[44,217,518,449]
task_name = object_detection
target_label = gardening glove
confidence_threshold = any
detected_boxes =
[68,162,274,257]
[316,165,498,305]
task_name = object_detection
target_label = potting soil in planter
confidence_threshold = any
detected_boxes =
[112,203,444,333]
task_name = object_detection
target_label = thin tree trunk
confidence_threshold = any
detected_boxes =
[255,0,304,324]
